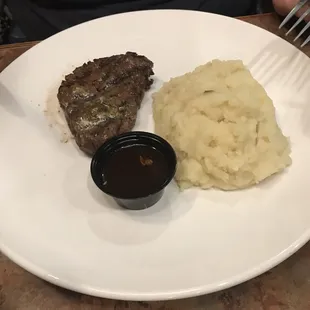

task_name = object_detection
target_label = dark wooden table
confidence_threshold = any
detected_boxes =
[1,13,310,310]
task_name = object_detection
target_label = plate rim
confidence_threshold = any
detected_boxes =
[1,9,307,78]
[1,235,309,300]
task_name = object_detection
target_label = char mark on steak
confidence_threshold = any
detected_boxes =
[57,52,154,155]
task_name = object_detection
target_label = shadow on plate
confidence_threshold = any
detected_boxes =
[257,168,289,190]
[87,173,196,221]
[87,179,173,245]
[0,81,79,158]
[63,160,196,245]
[0,82,25,117]
[247,38,310,93]
[86,176,197,245]
[199,170,288,207]
[247,37,310,140]
[301,99,310,137]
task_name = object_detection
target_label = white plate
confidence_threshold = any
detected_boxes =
[1,10,310,301]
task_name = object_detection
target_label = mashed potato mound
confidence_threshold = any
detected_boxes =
[153,59,292,190]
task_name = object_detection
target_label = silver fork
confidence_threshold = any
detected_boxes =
[279,0,310,47]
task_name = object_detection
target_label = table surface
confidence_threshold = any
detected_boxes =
[1,13,310,310]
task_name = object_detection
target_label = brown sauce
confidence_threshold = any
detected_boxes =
[102,145,170,198]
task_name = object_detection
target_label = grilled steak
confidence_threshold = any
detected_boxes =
[57,52,154,155]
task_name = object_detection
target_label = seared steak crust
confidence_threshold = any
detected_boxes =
[57,52,154,155]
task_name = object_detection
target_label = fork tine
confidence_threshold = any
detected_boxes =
[279,0,308,29]
[301,33,310,47]
[294,21,310,41]
[286,7,310,35]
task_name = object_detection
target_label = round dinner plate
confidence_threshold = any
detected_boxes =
[1,10,310,301]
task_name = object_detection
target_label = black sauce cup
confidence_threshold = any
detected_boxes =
[90,131,177,210]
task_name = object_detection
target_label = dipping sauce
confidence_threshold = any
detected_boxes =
[102,145,169,198]
[90,131,177,210]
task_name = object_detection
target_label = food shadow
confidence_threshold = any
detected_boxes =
[87,174,196,245]
[62,161,195,245]
[88,172,194,215]
[199,170,288,208]
[255,169,289,190]
[87,175,165,245]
